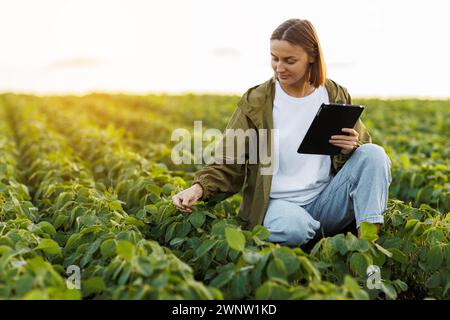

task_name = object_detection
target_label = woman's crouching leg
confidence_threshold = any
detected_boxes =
[263,199,320,247]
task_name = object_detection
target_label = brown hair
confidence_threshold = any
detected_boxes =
[271,19,326,87]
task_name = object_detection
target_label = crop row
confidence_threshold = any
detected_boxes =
[1,95,220,299]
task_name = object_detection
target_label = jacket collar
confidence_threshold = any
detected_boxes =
[237,77,347,130]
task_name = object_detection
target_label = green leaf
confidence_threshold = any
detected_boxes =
[380,282,397,300]
[162,184,174,196]
[37,221,56,236]
[65,233,82,249]
[426,228,445,245]
[330,234,348,255]
[374,243,393,258]
[144,204,158,215]
[80,225,102,235]
[427,245,443,270]
[346,234,370,252]
[78,215,97,227]
[118,264,132,285]
[0,245,13,255]
[175,221,191,238]
[298,256,321,281]
[164,222,177,243]
[169,237,185,247]
[145,184,161,196]
[444,244,450,268]
[189,211,206,229]
[100,239,116,258]
[405,219,419,230]
[125,216,144,227]
[36,239,61,255]
[229,273,248,299]
[425,273,441,289]
[251,225,270,241]
[349,252,369,277]
[82,277,106,295]
[255,281,290,300]
[343,276,369,300]
[273,247,299,276]
[225,227,245,252]
[86,238,102,256]
[243,249,261,265]
[210,269,235,289]
[194,239,218,260]
[211,220,226,237]
[444,280,450,296]
[109,200,124,211]
[53,214,66,229]
[14,275,35,296]
[116,240,135,262]
[151,272,169,289]
[359,222,379,241]
[388,247,408,264]
[266,257,288,282]
[221,201,234,216]
[393,279,408,292]
[136,257,154,277]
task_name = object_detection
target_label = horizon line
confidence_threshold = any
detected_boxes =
[1,90,450,101]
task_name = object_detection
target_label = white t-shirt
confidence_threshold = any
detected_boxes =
[269,79,332,205]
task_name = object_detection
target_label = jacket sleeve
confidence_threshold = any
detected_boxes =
[190,107,251,204]
[332,90,372,174]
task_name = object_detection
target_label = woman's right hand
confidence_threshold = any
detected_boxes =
[172,183,204,213]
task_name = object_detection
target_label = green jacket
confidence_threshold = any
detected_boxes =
[191,77,371,230]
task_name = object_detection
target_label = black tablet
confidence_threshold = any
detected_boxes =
[297,103,365,155]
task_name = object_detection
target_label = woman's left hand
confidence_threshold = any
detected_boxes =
[329,128,359,155]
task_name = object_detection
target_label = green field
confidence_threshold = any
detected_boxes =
[0,93,449,300]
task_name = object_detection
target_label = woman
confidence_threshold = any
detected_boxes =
[172,19,392,247]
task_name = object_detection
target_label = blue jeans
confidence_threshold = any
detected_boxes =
[263,143,392,246]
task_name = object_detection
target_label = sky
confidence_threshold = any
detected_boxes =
[0,0,449,98]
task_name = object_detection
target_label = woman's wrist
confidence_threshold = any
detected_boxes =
[192,183,204,198]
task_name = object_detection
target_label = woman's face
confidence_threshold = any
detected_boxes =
[270,39,314,86]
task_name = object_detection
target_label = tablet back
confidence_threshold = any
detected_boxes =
[297,103,364,155]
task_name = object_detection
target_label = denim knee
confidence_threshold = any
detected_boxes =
[283,217,319,246]
[355,143,391,166]
[263,199,320,247]
[353,144,391,179]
